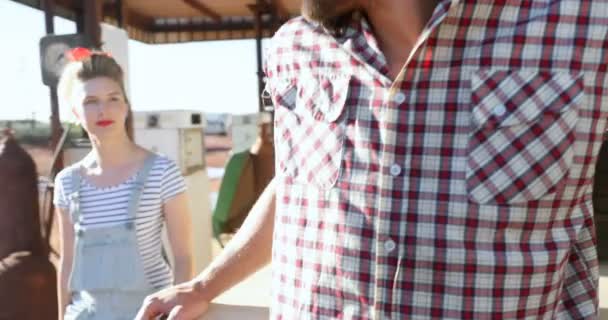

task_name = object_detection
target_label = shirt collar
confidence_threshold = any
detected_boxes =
[329,0,462,83]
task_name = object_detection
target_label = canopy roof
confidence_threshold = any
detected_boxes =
[12,0,302,43]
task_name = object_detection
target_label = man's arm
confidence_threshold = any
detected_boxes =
[193,177,276,298]
[136,178,277,320]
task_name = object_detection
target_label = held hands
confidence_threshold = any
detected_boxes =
[135,280,210,320]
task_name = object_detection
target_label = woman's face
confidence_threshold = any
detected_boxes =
[71,76,128,139]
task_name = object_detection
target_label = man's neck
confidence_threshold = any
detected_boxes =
[363,0,441,80]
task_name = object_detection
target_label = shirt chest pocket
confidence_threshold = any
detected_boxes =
[466,69,584,205]
[271,74,351,189]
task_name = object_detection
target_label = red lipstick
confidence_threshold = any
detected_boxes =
[96,120,114,127]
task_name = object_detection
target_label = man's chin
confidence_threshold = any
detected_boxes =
[301,0,358,26]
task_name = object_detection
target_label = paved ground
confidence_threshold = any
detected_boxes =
[211,237,272,307]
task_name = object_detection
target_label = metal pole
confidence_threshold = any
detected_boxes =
[254,0,264,112]
[81,0,103,48]
[116,0,124,28]
[41,0,64,173]
[42,0,54,34]
[39,0,63,268]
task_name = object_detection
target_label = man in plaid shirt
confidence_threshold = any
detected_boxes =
[138,0,607,319]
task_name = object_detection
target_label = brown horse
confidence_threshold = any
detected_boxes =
[0,131,57,319]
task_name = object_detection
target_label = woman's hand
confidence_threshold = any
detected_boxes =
[135,280,210,320]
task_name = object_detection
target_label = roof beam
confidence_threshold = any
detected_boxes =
[271,0,290,20]
[151,18,276,33]
[248,0,290,27]
[102,2,155,30]
[53,0,80,10]
[247,0,273,14]
[126,9,156,30]
[182,0,221,21]
[9,0,76,20]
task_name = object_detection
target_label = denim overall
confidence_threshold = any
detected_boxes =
[64,155,157,320]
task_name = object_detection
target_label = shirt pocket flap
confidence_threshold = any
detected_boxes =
[268,78,297,110]
[471,69,584,129]
[297,74,351,123]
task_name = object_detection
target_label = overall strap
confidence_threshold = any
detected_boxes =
[68,153,95,225]
[125,154,158,230]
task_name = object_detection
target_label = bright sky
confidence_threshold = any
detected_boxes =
[0,1,263,122]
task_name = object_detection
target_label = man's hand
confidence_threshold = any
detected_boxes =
[135,280,210,320]
[136,180,277,320]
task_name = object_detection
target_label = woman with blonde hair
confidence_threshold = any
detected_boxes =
[54,48,193,319]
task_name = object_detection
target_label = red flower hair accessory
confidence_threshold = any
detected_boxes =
[65,47,112,61]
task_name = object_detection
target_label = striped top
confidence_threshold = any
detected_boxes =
[53,154,186,289]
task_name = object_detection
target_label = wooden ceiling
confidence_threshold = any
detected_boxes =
[11,0,302,43]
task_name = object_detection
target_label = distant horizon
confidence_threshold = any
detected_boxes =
[1,1,267,123]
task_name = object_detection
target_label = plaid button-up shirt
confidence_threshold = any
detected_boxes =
[264,1,608,319]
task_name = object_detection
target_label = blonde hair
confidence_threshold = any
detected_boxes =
[58,53,133,138]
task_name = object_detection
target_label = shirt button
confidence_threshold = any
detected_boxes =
[384,239,397,253]
[390,164,402,177]
[494,105,507,117]
[394,92,407,104]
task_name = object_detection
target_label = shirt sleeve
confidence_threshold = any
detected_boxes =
[53,170,69,209]
[160,159,187,203]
